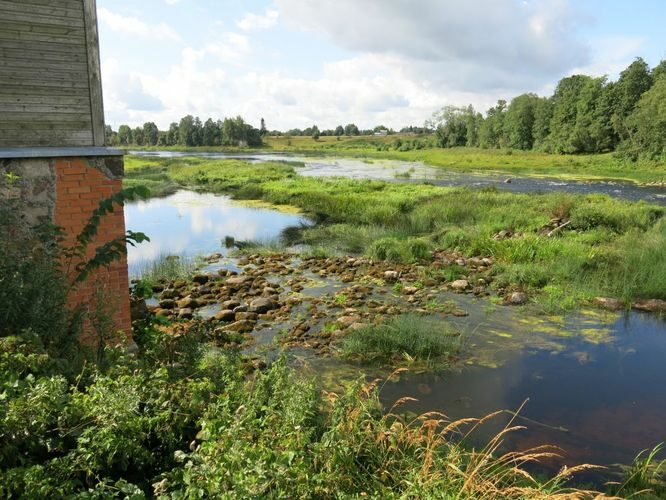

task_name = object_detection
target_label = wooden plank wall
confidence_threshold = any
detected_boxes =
[0,0,105,147]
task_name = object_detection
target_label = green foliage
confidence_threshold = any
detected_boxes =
[623,77,666,160]
[340,315,460,364]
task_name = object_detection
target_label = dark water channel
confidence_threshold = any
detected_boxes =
[124,154,666,475]
[131,151,666,206]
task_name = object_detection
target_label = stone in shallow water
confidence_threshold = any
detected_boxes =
[192,274,210,285]
[178,308,193,319]
[249,297,278,313]
[450,280,469,291]
[508,292,528,305]
[594,297,624,311]
[632,299,666,313]
[214,309,235,322]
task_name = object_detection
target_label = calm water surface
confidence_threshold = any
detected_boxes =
[124,190,308,275]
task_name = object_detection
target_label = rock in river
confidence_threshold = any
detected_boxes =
[508,292,528,305]
[249,297,278,314]
[450,280,469,292]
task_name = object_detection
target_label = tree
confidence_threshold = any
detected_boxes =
[504,94,540,150]
[624,77,666,159]
[429,105,481,148]
[569,77,615,153]
[344,123,360,136]
[167,122,179,146]
[532,97,554,151]
[311,125,320,140]
[334,125,344,136]
[202,118,220,146]
[133,126,145,146]
[178,115,195,146]
[652,59,666,82]
[547,75,593,153]
[191,117,203,146]
[142,122,159,146]
[117,125,132,146]
[611,58,653,140]
[479,100,506,149]
[260,118,267,137]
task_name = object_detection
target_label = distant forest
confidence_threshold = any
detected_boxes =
[107,57,666,160]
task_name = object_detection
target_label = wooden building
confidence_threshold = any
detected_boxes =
[0,0,132,340]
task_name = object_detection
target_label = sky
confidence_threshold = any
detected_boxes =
[97,0,666,131]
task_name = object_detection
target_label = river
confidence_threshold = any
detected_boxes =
[125,152,666,476]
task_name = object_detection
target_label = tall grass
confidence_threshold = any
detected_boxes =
[340,315,460,365]
[134,254,197,284]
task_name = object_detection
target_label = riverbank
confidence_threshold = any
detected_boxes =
[129,135,666,184]
[125,155,666,312]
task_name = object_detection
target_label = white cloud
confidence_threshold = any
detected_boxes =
[276,0,589,92]
[105,0,644,132]
[98,7,181,41]
[237,9,279,31]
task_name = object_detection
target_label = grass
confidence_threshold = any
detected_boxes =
[125,155,666,310]
[133,254,197,284]
[340,314,461,365]
[130,134,666,184]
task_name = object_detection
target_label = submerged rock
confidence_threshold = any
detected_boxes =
[594,297,624,311]
[632,299,666,313]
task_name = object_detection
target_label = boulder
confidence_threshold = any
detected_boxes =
[508,292,527,305]
[160,289,179,300]
[223,299,241,310]
[450,280,469,292]
[214,309,236,322]
[593,297,624,311]
[337,315,362,328]
[192,274,210,285]
[249,297,278,313]
[176,296,199,309]
[226,276,252,288]
[236,311,258,321]
[178,308,193,319]
[384,270,399,281]
[220,320,255,333]
[158,299,176,310]
[632,299,666,313]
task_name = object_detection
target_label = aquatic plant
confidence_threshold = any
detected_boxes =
[340,314,461,365]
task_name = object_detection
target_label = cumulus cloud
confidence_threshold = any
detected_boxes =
[99,7,181,41]
[237,9,279,31]
[275,0,589,91]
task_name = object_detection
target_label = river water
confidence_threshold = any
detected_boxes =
[131,151,666,206]
[125,152,666,474]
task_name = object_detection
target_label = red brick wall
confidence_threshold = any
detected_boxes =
[54,157,131,343]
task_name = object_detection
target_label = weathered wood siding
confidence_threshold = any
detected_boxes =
[0,0,105,147]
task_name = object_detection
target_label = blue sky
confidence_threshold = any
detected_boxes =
[97,0,666,130]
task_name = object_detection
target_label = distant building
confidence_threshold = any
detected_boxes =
[374,129,389,136]
[0,0,132,341]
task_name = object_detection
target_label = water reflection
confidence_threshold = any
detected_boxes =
[378,311,666,467]
[124,190,308,275]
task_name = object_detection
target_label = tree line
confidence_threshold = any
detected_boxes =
[106,115,264,148]
[429,57,666,159]
[106,57,665,159]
